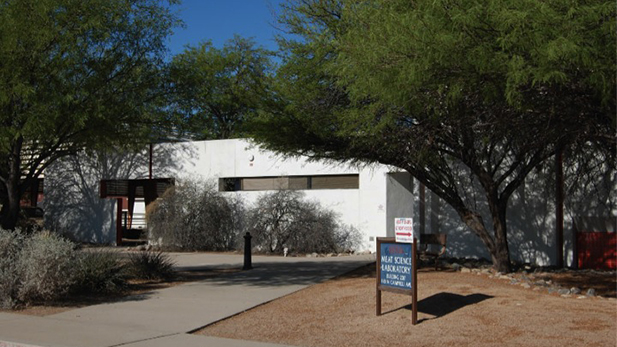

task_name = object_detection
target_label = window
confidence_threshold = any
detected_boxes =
[310,175,358,189]
[219,174,359,192]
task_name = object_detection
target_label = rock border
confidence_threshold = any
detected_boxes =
[437,258,616,300]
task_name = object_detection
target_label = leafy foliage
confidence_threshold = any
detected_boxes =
[250,0,615,272]
[168,36,274,139]
[0,0,179,229]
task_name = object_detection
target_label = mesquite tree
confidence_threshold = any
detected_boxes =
[250,0,615,272]
[0,0,178,229]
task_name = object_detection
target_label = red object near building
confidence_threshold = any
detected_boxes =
[576,231,616,270]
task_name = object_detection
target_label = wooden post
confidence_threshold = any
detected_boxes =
[412,238,418,325]
[116,198,123,246]
[149,143,153,180]
[556,149,564,268]
[376,239,382,316]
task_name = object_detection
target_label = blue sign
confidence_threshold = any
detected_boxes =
[380,243,413,290]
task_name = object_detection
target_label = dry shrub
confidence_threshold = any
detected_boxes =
[72,250,127,294]
[16,231,76,303]
[126,251,175,281]
[0,229,25,308]
[248,191,361,254]
[147,179,245,251]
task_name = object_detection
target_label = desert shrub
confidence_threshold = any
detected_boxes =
[72,250,127,294]
[333,224,363,253]
[148,179,245,251]
[248,191,362,254]
[125,251,175,281]
[16,231,77,303]
[0,228,26,308]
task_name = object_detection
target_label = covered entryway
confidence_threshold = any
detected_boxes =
[99,178,174,245]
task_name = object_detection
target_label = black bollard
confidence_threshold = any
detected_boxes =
[243,232,252,270]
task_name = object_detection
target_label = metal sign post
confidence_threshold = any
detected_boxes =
[376,237,418,325]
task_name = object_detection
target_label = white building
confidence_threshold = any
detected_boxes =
[43,138,615,267]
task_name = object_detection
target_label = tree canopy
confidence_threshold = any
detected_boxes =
[250,0,616,272]
[168,36,273,140]
[0,0,179,229]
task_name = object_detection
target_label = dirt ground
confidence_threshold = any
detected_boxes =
[198,264,617,347]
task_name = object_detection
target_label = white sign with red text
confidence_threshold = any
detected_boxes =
[394,217,414,243]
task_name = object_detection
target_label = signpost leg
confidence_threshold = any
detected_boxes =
[376,240,382,316]
[412,238,418,325]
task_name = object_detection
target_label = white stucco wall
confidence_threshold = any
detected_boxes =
[156,139,392,252]
[45,139,394,250]
[44,138,615,265]
[410,160,616,267]
[44,151,150,244]
[385,172,415,239]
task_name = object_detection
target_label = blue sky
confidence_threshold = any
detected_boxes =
[167,0,286,57]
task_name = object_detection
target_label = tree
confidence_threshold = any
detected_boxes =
[0,0,178,230]
[250,0,615,272]
[168,36,273,140]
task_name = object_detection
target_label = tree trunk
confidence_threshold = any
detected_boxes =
[461,211,512,273]
[0,183,20,230]
[0,139,24,230]
[491,210,511,273]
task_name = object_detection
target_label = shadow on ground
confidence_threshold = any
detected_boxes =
[383,292,493,323]
[180,259,372,287]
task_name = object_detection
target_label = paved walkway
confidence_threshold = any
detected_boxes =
[0,252,374,347]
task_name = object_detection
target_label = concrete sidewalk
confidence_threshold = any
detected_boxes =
[0,253,374,347]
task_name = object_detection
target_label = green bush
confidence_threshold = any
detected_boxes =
[16,231,76,303]
[125,251,175,281]
[72,250,127,294]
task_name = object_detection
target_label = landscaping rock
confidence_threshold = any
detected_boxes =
[570,287,581,295]
[585,288,596,297]
[557,288,571,295]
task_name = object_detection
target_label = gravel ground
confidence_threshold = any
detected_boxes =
[198,264,617,347]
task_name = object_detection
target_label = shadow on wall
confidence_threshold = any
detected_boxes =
[414,155,615,267]
[44,144,192,244]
